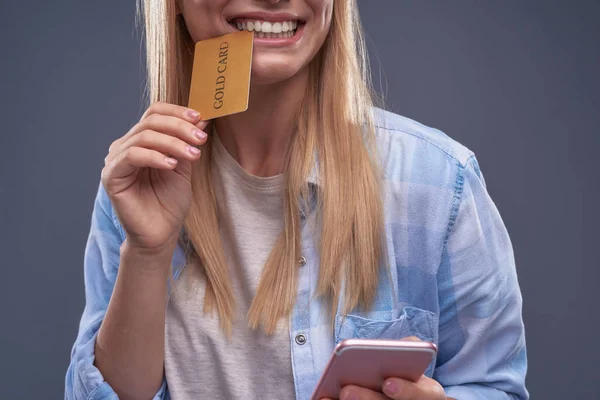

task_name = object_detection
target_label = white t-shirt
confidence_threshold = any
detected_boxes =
[164,133,295,399]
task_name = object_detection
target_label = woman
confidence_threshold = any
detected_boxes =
[65,0,528,399]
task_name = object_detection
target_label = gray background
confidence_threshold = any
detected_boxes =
[1,0,598,398]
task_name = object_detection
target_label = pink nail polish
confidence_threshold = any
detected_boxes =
[193,129,207,140]
[383,379,398,395]
[165,157,178,166]
[344,391,359,400]
[187,109,200,119]
[188,146,201,155]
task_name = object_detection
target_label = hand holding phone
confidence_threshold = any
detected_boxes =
[311,338,437,400]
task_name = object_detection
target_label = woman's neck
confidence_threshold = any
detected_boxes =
[214,68,308,177]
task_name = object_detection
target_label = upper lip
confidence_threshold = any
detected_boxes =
[227,11,304,23]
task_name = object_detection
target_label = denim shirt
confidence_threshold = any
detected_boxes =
[65,108,528,400]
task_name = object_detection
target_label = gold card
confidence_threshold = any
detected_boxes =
[188,30,254,120]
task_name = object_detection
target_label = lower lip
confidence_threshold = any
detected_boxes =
[235,23,305,47]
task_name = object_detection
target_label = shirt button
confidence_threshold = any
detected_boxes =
[298,256,307,267]
[295,333,307,345]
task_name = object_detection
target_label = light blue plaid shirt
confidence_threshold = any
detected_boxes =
[66,108,528,400]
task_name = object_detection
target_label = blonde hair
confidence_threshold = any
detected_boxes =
[137,0,384,335]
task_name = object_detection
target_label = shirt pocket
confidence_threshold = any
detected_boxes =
[334,306,438,377]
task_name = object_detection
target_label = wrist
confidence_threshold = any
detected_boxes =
[120,238,177,272]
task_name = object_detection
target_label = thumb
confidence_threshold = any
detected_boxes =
[400,336,422,342]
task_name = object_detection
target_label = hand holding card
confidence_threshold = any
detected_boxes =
[188,30,254,120]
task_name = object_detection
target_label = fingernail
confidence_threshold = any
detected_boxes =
[187,109,200,119]
[165,157,178,166]
[383,379,398,395]
[193,129,207,140]
[188,145,201,155]
[343,390,359,400]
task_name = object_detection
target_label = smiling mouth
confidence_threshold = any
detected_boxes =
[228,18,304,39]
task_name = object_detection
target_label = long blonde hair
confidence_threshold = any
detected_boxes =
[137,0,384,335]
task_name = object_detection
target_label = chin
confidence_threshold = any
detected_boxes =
[249,55,307,85]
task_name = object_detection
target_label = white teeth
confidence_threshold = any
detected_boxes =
[234,19,299,36]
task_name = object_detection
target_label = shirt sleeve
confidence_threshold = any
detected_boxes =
[434,156,528,399]
[65,183,168,400]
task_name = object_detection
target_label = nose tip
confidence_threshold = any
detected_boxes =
[262,0,285,6]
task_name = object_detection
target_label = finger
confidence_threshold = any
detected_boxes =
[400,336,421,342]
[116,103,208,148]
[382,376,445,400]
[106,121,208,166]
[117,130,201,163]
[141,101,203,124]
[103,146,178,182]
[340,385,387,400]
[135,114,208,146]
[106,117,207,165]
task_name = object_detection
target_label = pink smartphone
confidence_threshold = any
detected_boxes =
[310,339,437,400]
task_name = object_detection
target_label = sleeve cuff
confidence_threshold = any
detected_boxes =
[444,384,519,400]
[66,318,168,400]
[87,379,167,400]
